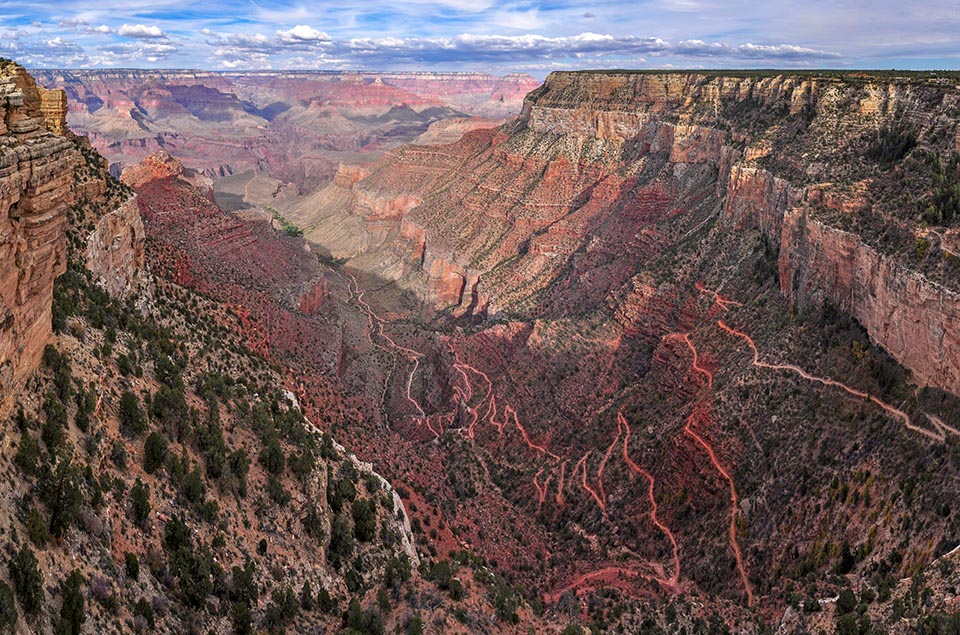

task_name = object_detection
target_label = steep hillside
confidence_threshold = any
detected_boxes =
[0,61,558,635]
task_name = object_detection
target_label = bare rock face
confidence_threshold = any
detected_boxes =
[120,150,184,188]
[0,62,77,415]
[37,86,69,135]
[723,164,799,243]
[781,208,960,392]
[84,194,146,298]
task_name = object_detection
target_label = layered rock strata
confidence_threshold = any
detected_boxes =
[0,63,76,415]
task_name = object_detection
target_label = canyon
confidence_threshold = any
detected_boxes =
[261,70,960,629]
[284,71,960,396]
[0,60,546,635]
[0,58,959,634]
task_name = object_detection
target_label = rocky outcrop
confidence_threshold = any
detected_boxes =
[0,62,77,416]
[37,86,69,135]
[120,150,184,188]
[84,194,146,298]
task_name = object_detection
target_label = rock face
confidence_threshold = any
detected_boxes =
[293,70,960,396]
[37,85,69,135]
[781,209,960,392]
[84,194,146,298]
[0,62,76,416]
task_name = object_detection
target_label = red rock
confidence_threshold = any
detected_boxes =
[0,62,77,416]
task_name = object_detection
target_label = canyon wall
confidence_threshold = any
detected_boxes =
[297,71,960,395]
[780,208,960,392]
[0,63,76,415]
[0,62,151,416]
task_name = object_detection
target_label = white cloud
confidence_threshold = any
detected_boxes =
[58,17,89,27]
[207,29,841,69]
[276,25,329,43]
[118,23,165,39]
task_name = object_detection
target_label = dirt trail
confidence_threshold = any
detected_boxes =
[619,412,681,586]
[576,451,606,511]
[683,409,754,606]
[716,320,957,443]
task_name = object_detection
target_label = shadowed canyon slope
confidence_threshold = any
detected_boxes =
[288,71,960,396]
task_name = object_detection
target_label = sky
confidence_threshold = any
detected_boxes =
[1,1,959,75]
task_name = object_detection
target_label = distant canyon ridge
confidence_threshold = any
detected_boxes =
[30,69,540,194]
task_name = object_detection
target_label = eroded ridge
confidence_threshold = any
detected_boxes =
[665,326,754,606]
[618,411,681,587]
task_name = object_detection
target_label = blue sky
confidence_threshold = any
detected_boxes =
[1,0,959,74]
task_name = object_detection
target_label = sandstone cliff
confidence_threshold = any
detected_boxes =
[290,70,960,396]
[0,62,76,416]
[0,61,152,417]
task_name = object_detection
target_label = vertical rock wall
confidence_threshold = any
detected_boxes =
[0,63,77,416]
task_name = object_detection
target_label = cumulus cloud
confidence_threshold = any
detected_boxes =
[338,32,840,64]
[58,17,89,27]
[2,34,90,67]
[91,40,178,65]
[59,18,114,35]
[118,23,165,39]
[276,25,329,43]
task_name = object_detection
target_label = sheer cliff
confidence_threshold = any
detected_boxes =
[0,62,76,417]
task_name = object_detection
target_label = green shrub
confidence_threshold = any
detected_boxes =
[0,582,17,630]
[124,552,140,580]
[120,391,146,436]
[143,431,168,474]
[351,499,376,542]
[26,508,49,546]
[8,545,43,615]
[14,431,39,475]
[54,569,85,635]
[130,478,151,525]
